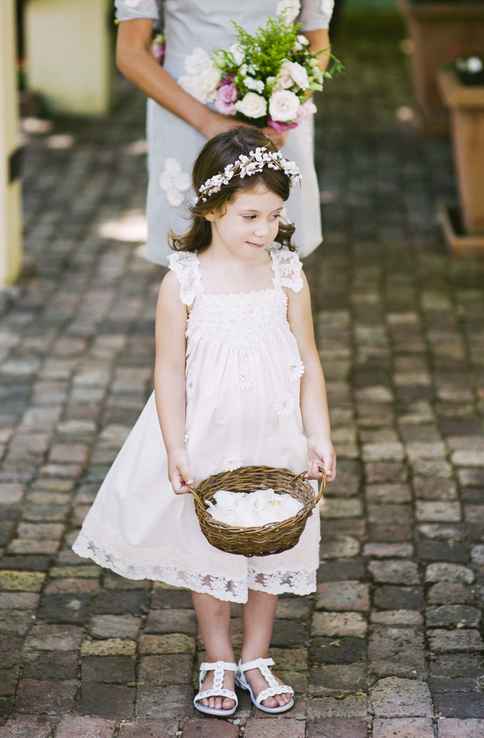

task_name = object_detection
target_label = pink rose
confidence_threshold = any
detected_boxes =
[297,99,317,121]
[267,118,299,133]
[215,79,238,115]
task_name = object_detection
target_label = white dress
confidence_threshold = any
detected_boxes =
[72,247,321,603]
[114,0,335,265]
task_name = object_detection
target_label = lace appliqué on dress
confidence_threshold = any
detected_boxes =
[271,248,303,293]
[73,532,317,602]
[159,158,191,207]
[168,251,203,306]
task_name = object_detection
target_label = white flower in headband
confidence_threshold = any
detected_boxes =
[197,147,302,203]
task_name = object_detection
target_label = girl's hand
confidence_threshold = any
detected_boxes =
[168,448,193,495]
[305,435,336,483]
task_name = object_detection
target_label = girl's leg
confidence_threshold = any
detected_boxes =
[192,591,235,711]
[240,589,291,708]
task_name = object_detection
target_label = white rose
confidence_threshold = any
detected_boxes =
[229,43,245,66]
[287,61,309,90]
[276,0,300,23]
[235,92,268,119]
[275,60,294,90]
[269,90,300,122]
[297,34,309,46]
[184,47,211,76]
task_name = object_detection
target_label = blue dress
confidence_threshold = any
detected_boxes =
[115,0,334,265]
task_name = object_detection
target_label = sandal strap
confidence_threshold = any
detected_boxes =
[194,687,238,705]
[256,684,294,707]
[239,657,274,673]
[238,657,294,704]
[199,660,237,691]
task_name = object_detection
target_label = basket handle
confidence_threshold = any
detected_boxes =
[295,470,327,506]
[185,483,205,507]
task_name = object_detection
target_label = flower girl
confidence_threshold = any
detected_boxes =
[73,127,336,717]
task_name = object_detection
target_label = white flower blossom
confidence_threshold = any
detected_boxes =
[159,158,191,207]
[235,92,268,119]
[276,0,301,23]
[297,34,309,46]
[276,60,309,91]
[244,76,265,94]
[269,90,300,122]
[229,43,245,66]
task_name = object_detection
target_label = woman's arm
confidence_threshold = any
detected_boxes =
[116,20,254,139]
[116,20,213,135]
[302,28,331,72]
[154,271,193,492]
[287,272,336,481]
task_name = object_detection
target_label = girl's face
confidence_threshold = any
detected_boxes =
[208,183,285,258]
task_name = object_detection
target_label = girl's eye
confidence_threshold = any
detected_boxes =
[242,214,281,221]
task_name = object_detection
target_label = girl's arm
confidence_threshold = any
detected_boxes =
[287,273,336,481]
[154,271,193,493]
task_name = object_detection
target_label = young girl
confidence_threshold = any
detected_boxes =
[73,127,336,717]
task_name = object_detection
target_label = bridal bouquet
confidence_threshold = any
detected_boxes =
[179,1,343,132]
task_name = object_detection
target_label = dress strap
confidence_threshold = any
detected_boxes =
[270,247,304,293]
[168,251,203,306]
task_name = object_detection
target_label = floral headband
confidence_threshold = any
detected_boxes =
[197,147,302,203]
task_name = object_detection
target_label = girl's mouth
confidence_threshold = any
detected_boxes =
[246,241,265,248]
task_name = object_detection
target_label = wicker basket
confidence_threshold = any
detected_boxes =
[188,465,326,557]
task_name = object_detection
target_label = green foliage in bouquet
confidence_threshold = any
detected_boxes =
[213,15,343,102]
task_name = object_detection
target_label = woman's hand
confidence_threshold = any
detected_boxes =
[168,448,193,494]
[305,434,336,483]
[262,127,288,150]
[200,111,289,150]
[200,110,252,139]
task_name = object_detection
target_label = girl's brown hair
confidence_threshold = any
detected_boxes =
[169,127,296,253]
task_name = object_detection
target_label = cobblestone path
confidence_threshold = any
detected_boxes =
[1,6,484,738]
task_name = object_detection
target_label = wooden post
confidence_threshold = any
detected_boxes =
[25,0,113,116]
[0,0,23,287]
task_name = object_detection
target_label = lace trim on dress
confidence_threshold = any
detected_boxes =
[168,251,203,306]
[73,532,248,602]
[72,531,317,602]
[248,567,316,596]
[271,248,304,293]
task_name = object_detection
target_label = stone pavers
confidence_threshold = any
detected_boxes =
[1,3,484,737]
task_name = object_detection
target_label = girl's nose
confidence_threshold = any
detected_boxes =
[254,222,270,237]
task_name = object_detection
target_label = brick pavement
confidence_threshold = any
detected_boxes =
[1,5,484,737]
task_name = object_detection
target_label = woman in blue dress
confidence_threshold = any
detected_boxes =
[115,0,335,265]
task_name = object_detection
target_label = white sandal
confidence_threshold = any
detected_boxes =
[235,657,295,714]
[193,660,238,717]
